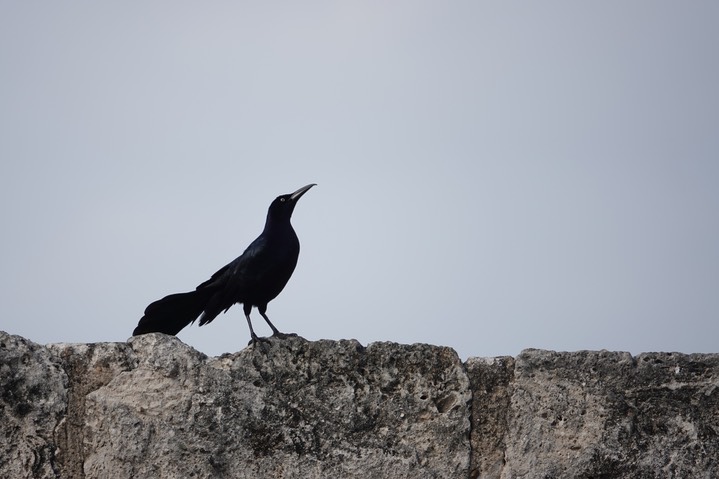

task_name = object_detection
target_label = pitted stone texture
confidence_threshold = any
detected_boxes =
[466,356,515,479]
[5,330,719,479]
[81,335,471,479]
[0,331,67,479]
[47,340,135,478]
[500,349,719,479]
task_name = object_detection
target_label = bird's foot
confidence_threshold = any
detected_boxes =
[248,334,272,353]
[271,331,298,340]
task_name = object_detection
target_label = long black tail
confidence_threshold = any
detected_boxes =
[133,289,214,336]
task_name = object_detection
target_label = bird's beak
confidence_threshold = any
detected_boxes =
[290,183,316,201]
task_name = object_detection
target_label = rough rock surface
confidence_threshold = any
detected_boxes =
[0,332,67,478]
[1,330,718,479]
[499,349,719,479]
[466,356,515,479]
[1,331,469,479]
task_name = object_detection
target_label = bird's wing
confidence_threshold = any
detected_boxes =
[196,264,230,290]
[193,235,270,323]
[195,234,268,290]
[225,236,273,287]
[197,234,273,304]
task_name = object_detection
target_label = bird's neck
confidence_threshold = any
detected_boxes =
[263,218,296,237]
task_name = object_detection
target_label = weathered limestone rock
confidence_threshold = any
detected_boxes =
[2,330,718,479]
[0,332,66,479]
[75,335,470,478]
[500,349,719,478]
[1,331,470,478]
[466,356,515,479]
[48,341,136,479]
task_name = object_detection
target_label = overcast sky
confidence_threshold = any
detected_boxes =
[1,2,717,360]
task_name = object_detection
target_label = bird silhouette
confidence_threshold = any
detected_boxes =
[133,184,316,347]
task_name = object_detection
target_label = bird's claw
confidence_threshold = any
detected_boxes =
[249,334,272,353]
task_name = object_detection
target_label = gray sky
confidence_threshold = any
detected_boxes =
[1,2,717,360]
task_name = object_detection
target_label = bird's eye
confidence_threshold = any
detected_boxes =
[280,198,286,202]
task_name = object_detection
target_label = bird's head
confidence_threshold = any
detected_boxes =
[266,183,316,223]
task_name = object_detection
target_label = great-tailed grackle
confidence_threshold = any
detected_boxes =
[133,183,316,346]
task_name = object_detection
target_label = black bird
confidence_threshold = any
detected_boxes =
[133,183,316,346]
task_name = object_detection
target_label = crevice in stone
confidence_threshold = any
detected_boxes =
[51,343,134,479]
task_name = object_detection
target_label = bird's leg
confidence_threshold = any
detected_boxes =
[258,308,297,339]
[245,312,271,351]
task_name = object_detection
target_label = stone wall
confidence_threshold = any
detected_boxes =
[1,330,717,478]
